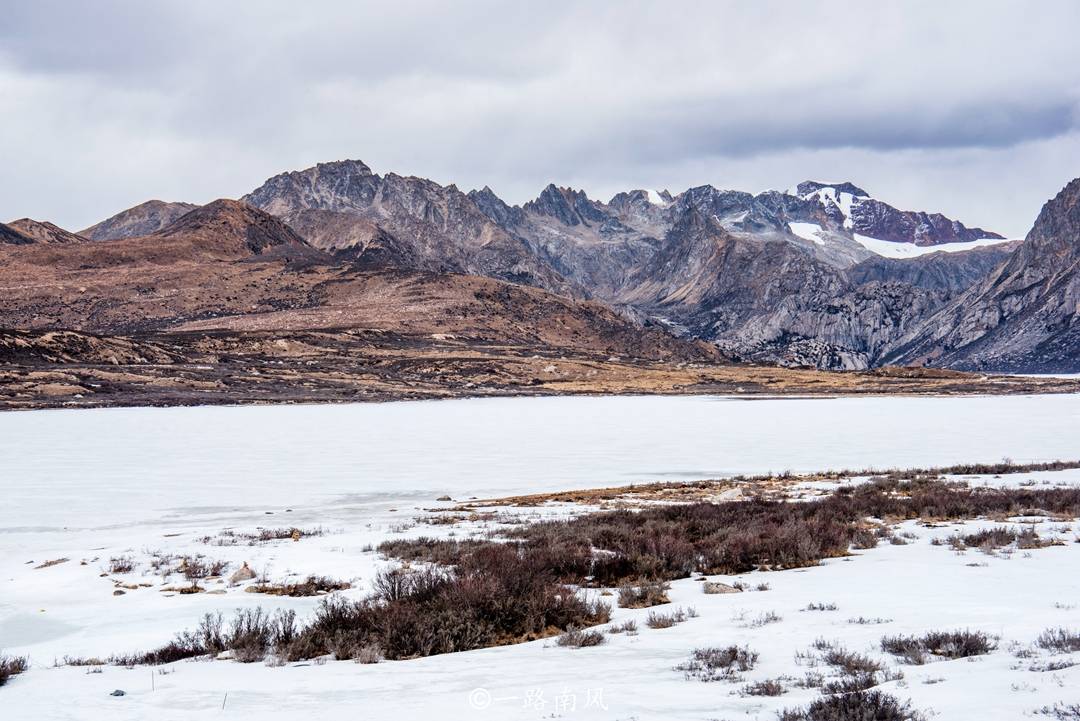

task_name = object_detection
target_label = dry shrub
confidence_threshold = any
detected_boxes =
[617,581,670,608]
[881,630,997,664]
[556,627,606,648]
[378,481,1080,591]
[246,576,350,597]
[0,654,29,686]
[1036,628,1080,654]
[742,678,785,696]
[676,645,758,682]
[124,544,610,666]
[646,607,687,629]
[1037,703,1080,720]
[779,691,920,721]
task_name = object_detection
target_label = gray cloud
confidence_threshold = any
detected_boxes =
[2,0,1080,237]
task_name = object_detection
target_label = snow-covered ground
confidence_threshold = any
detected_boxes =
[2,394,1080,718]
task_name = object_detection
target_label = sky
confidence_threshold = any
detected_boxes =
[2,0,1080,237]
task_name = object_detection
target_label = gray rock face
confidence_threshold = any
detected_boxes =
[797,180,870,198]
[242,160,571,294]
[80,200,198,240]
[846,245,1018,294]
[886,177,1080,372]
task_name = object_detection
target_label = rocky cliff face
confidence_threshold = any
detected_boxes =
[79,200,198,240]
[846,244,1018,294]
[242,160,571,294]
[886,177,1080,372]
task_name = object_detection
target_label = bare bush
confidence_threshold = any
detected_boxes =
[802,602,838,612]
[1037,703,1080,720]
[742,678,785,696]
[617,581,670,608]
[646,607,687,629]
[676,645,758,682]
[0,654,29,686]
[557,626,606,648]
[779,691,920,721]
[881,630,997,663]
[247,575,351,597]
[1036,628,1080,654]
[745,610,783,628]
[123,544,610,665]
[107,556,135,574]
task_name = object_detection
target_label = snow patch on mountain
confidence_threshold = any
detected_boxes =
[852,233,1016,258]
[787,221,827,246]
[645,189,671,206]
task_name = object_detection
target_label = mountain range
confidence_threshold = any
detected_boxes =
[1,159,1076,374]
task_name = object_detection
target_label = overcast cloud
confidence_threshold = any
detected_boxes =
[3,0,1080,236]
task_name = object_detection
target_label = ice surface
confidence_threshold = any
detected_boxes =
[2,394,1079,718]
[3,394,1079,531]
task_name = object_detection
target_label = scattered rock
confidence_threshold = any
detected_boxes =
[229,562,256,584]
[436,495,453,502]
[109,689,126,697]
[112,589,126,596]
[703,581,742,595]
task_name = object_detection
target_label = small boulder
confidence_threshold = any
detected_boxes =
[436,495,453,502]
[112,589,126,596]
[703,581,742,595]
[110,689,126,697]
[229,562,256,584]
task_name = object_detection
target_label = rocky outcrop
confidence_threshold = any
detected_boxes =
[886,177,1080,372]
[79,200,198,240]
[0,222,34,245]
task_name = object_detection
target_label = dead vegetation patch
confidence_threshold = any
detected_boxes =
[246,576,351,597]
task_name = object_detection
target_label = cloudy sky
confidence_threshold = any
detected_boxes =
[3,0,1080,236]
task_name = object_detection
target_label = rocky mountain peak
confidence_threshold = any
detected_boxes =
[796,181,870,199]
[1022,175,1080,259]
[524,184,607,227]
[79,200,199,241]
[242,159,380,216]
[5,218,87,244]
[467,186,525,227]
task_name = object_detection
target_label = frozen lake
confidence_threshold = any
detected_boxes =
[3,393,1080,532]
[3,393,1080,719]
